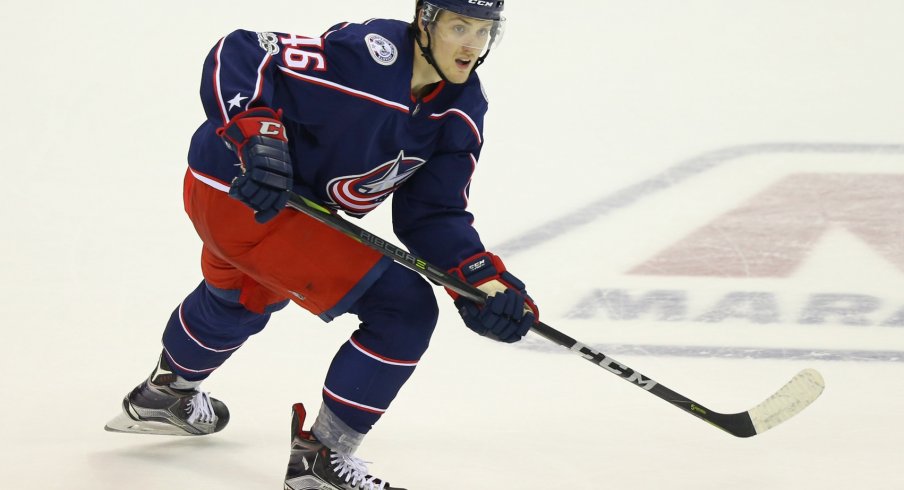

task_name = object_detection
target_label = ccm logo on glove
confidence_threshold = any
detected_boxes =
[466,258,488,273]
[259,121,283,136]
[448,252,538,343]
[217,107,293,224]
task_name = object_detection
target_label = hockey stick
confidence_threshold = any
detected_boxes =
[286,193,825,437]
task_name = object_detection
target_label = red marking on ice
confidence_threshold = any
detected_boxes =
[631,174,904,277]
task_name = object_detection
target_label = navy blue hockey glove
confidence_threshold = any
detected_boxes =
[448,252,539,343]
[217,107,293,224]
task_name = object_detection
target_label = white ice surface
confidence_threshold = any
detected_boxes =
[2,1,904,489]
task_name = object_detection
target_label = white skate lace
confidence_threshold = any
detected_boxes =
[330,453,388,490]
[185,391,215,424]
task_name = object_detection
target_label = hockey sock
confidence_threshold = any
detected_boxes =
[311,404,365,455]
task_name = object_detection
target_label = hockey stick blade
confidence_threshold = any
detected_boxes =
[658,368,826,438]
[539,329,825,437]
[745,368,825,436]
[285,193,826,437]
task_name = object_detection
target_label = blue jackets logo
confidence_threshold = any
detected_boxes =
[327,150,426,214]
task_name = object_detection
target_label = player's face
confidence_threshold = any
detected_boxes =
[427,13,495,83]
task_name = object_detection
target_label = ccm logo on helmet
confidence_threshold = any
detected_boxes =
[468,0,496,6]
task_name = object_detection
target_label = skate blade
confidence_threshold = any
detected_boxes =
[104,411,196,436]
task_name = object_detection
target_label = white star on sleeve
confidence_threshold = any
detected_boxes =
[227,93,249,111]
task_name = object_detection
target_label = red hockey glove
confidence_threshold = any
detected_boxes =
[217,107,293,223]
[448,252,539,343]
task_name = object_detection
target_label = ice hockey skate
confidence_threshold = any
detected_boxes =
[104,354,229,436]
[284,403,405,490]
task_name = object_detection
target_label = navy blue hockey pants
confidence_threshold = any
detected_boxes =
[161,263,439,434]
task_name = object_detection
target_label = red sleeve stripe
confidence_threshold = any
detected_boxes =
[213,37,229,123]
[323,22,350,39]
[349,337,419,367]
[463,153,477,208]
[248,50,274,110]
[190,169,231,193]
[277,66,410,114]
[322,386,387,414]
[429,108,482,144]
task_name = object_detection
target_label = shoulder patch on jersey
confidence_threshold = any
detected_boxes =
[364,33,397,66]
[257,32,280,55]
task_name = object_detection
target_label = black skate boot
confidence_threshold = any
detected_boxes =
[104,353,229,436]
[284,403,405,490]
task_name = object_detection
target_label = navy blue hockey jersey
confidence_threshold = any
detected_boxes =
[187,19,490,270]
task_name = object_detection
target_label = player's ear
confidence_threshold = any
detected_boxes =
[414,7,430,42]
[412,1,423,28]
[415,7,425,32]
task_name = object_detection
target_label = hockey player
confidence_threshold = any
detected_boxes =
[106,1,535,488]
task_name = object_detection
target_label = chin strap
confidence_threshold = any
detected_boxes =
[473,48,491,70]
[415,26,451,84]
[414,22,492,84]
